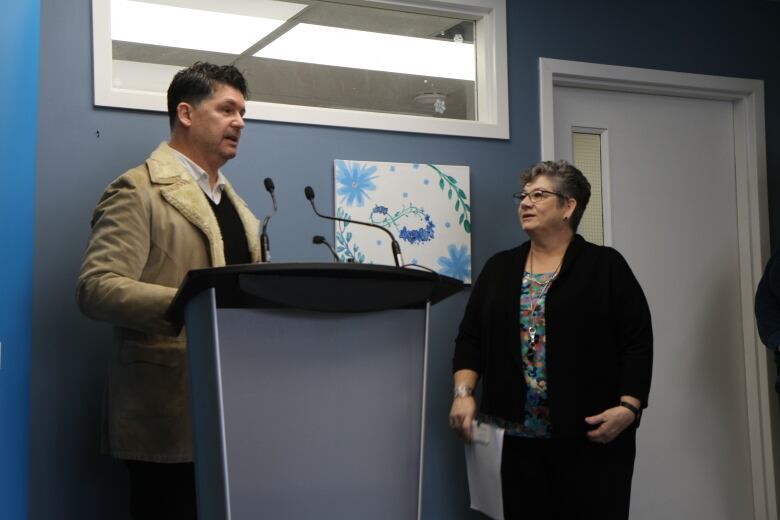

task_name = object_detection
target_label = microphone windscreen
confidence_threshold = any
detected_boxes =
[304,186,315,200]
[312,235,325,244]
[263,177,275,193]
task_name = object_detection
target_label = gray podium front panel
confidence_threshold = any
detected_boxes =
[186,289,428,519]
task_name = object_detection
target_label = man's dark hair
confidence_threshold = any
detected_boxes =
[167,62,248,130]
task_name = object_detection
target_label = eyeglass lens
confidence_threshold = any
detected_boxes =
[514,190,547,204]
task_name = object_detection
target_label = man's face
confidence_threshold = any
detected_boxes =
[183,83,246,168]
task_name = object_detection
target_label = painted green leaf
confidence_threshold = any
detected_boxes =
[464,203,471,211]
[448,189,453,199]
[447,175,457,183]
[439,178,445,189]
[347,232,352,241]
[458,189,467,198]
[464,219,471,233]
[459,213,465,224]
[455,200,460,211]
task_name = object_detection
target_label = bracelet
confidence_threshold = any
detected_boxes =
[619,401,642,420]
[453,383,473,399]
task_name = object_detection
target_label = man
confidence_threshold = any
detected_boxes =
[77,62,260,518]
[756,247,780,394]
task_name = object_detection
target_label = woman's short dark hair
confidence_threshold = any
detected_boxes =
[167,62,248,130]
[519,160,591,231]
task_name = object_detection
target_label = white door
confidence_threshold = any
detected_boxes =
[554,86,755,518]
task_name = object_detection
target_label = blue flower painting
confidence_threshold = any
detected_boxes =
[334,160,471,283]
[336,160,378,207]
[438,244,471,283]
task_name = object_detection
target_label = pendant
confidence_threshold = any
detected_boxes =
[528,326,536,344]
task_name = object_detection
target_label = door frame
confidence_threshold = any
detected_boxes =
[539,57,774,519]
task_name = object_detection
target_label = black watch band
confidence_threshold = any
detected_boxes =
[619,401,642,420]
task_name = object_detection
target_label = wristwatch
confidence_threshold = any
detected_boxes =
[619,401,642,421]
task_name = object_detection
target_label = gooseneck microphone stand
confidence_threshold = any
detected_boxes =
[304,186,404,267]
[260,177,277,262]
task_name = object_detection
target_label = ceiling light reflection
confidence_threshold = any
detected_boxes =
[255,23,476,81]
[111,0,289,55]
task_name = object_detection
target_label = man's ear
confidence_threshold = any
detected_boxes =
[176,102,193,128]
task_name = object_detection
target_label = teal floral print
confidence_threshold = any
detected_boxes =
[514,271,554,438]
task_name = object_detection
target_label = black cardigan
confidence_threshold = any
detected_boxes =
[453,235,653,437]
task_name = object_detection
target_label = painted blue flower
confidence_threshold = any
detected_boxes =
[438,244,471,282]
[399,214,436,245]
[372,205,389,215]
[336,160,378,207]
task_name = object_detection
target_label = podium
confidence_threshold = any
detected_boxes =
[168,263,463,519]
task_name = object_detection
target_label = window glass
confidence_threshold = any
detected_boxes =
[94,0,508,138]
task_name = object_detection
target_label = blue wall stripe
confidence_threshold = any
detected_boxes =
[1,1,40,519]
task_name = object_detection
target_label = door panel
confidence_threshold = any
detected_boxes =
[554,86,753,519]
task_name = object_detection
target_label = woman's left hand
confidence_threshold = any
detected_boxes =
[584,406,635,443]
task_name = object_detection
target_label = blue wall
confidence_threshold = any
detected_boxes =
[28,0,780,518]
[1,1,39,520]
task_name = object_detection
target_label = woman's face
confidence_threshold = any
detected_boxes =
[517,176,575,236]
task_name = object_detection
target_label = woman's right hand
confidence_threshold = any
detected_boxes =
[449,395,477,441]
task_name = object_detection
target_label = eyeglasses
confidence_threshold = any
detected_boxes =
[512,189,565,205]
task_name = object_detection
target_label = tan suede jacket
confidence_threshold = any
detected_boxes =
[77,142,260,462]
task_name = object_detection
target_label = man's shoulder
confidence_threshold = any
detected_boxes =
[109,142,183,189]
[106,161,153,192]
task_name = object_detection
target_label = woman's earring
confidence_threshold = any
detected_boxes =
[563,215,569,222]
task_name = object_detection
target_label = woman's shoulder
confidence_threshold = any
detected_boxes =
[579,242,642,288]
[575,236,628,264]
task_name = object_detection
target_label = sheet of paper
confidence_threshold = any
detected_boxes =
[464,421,505,520]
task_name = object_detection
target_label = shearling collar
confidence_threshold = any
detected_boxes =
[146,142,188,184]
[144,142,261,265]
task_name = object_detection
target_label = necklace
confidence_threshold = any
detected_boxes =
[525,249,564,344]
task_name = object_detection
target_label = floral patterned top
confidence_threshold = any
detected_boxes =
[508,271,555,438]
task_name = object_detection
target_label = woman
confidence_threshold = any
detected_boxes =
[449,160,652,519]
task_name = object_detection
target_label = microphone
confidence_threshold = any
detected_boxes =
[312,235,340,262]
[261,177,277,262]
[304,186,404,267]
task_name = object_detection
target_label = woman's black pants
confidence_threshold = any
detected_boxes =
[501,430,636,520]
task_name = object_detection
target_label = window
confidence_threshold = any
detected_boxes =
[92,0,508,138]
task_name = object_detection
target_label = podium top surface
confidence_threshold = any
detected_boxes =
[167,262,464,322]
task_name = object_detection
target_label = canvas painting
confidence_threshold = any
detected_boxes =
[333,159,472,283]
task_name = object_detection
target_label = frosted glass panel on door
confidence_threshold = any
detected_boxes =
[572,131,604,245]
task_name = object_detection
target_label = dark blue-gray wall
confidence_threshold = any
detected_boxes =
[28,0,780,518]
[1,1,39,520]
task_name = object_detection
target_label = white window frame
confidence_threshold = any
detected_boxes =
[91,0,509,139]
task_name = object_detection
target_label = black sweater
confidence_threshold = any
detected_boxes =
[207,195,250,265]
[453,235,653,437]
